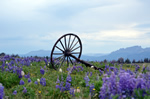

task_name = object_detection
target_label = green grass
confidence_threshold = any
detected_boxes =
[1,60,150,99]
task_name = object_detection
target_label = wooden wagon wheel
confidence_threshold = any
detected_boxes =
[50,33,104,71]
[51,33,82,70]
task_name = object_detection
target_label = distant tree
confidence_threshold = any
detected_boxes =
[0,52,5,56]
[119,57,124,63]
[137,60,141,63]
[34,56,38,58]
[103,59,107,63]
[117,57,124,64]
[141,59,144,63]
[144,58,149,63]
[46,56,49,60]
[132,59,136,63]
[111,60,117,64]
[149,59,150,63]
[125,58,131,64]
[11,54,19,58]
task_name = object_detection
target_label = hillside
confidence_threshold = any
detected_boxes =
[20,46,150,61]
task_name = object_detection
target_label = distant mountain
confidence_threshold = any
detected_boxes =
[20,46,150,61]
[21,50,51,57]
[96,46,150,61]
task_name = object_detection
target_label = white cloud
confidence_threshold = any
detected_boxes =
[0,0,68,20]
[79,29,142,41]
[0,0,150,54]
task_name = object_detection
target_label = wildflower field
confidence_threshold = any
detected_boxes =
[1,55,150,99]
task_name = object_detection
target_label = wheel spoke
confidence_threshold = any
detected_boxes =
[64,36,67,49]
[58,56,66,69]
[71,46,80,52]
[68,56,73,65]
[67,56,69,67]
[70,41,79,51]
[70,52,80,54]
[51,33,82,70]
[69,36,76,49]
[53,53,64,55]
[54,55,64,60]
[59,40,66,50]
[56,46,64,52]
[54,57,63,66]
[68,35,71,49]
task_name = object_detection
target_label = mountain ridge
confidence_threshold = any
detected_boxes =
[20,46,150,61]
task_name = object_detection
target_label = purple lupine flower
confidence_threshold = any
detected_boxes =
[60,86,66,92]
[142,65,146,72]
[56,85,61,89]
[19,80,25,85]
[135,65,140,73]
[13,69,16,73]
[67,67,71,71]
[65,82,71,91]
[70,66,77,73]
[104,65,109,72]
[5,68,9,72]
[84,75,90,87]
[24,73,30,79]
[13,90,17,95]
[99,70,142,99]
[106,67,111,75]
[0,84,4,99]
[76,66,84,71]
[66,75,72,82]
[40,77,46,86]
[34,81,38,85]
[44,58,48,65]
[28,78,31,83]
[89,83,95,93]
[90,72,92,76]
[16,68,23,78]
[22,87,27,93]
[67,66,83,73]
[40,67,45,75]
[87,72,89,76]
[59,81,64,88]
[56,76,60,84]
[56,74,68,92]
[136,77,146,89]
[70,88,75,96]
[99,69,103,76]
[44,65,46,69]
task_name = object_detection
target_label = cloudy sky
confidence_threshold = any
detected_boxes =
[0,0,150,55]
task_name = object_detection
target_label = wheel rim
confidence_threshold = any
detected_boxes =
[50,33,82,70]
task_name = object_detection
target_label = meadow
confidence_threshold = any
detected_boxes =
[0,55,150,99]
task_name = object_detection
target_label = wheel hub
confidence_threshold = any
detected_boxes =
[64,49,71,56]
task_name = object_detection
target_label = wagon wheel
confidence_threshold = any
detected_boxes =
[51,33,82,70]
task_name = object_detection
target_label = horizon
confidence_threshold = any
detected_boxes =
[1,45,149,55]
[0,0,150,54]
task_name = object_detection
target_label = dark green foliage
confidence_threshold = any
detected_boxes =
[132,59,136,63]
[134,89,150,99]
[94,80,102,92]
[144,58,149,63]
[0,71,20,88]
[125,58,131,63]
[22,87,35,98]
[117,57,124,63]
[1,56,150,99]
[0,52,5,56]
[112,95,119,99]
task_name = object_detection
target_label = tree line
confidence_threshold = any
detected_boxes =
[1,52,150,64]
[114,57,150,64]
